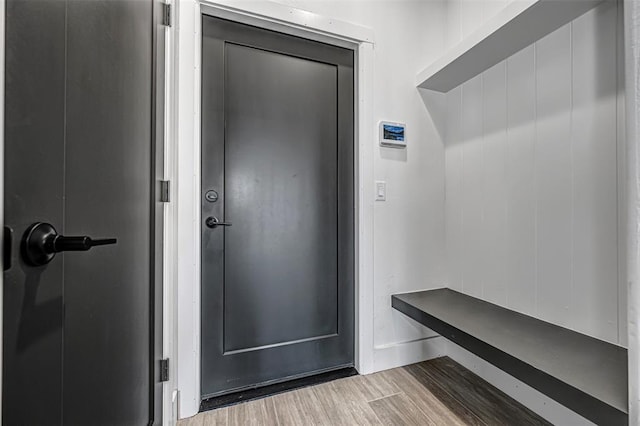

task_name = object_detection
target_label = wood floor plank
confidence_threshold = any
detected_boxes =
[403,363,485,425]
[376,366,469,426]
[368,393,435,425]
[419,357,551,425]
[311,379,383,425]
[227,398,277,426]
[271,387,330,425]
[358,370,403,401]
[431,357,550,425]
[177,413,205,426]
[184,357,553,426]
[201,407,228,426]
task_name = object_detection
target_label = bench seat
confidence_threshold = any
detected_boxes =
[391,288,628,425]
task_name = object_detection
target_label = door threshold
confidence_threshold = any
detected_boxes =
[199,366,358,412]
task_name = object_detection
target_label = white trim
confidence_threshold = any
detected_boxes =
[199,0,374,44]
[162,1,179,423]
[168,0,375,419]
[371,337,446,373]
[0,0,5,418]
[173,0,203,419]
[355,40,375,376]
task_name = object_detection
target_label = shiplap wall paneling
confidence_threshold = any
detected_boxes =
[459,0,484,42]
[444,1,621,344]
[570,2,618,342]
[534,24,573,329]
[505,45,536,316]
[616,0,626,347]
[460,76,484,299]
[445,86,464,293]
[445,0,512,49]
[481,62,508,306]
[444,0,462,51]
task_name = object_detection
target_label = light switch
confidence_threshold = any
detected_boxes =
[375,181,386,201]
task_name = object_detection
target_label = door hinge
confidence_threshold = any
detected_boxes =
[162,3,172,27]
[160,180,170,203]
[160,358,170,382]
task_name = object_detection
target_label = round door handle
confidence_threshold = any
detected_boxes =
[205,216,232,229]
[22,222,117,266]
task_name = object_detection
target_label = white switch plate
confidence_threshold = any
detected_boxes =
[375,181,386,201]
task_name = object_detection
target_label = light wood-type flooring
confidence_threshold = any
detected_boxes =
[178,356,551,425]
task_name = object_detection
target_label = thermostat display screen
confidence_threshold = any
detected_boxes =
[382,124,405,141]
[379,121,406,148]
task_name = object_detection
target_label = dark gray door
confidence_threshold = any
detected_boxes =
[201,16,354,398]
[3,0,163,424]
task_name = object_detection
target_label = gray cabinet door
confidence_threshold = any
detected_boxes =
[3,0,163,424]
[201,16,354,398]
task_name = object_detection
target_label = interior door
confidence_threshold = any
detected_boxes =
[201,16,354,398]
[3,0,163,424]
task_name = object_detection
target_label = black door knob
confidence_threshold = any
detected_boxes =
[22,222,117,266]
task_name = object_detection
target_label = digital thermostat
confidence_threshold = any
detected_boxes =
[379,121,406,148]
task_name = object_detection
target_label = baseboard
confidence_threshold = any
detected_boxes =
[370,335,446,372]
[445,341,595,426]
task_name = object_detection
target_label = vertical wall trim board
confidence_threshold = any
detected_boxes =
[480,74,485,300]
[616,0,621,348]
[505,59,510,308]
[624,0,640,420]
[533,41,539,318]
[569,22,575,332]
[614,0,620,346]
[460,84,465,294]
[503,60,509,309]
[617,0,628,348]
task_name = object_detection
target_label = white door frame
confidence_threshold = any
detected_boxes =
[163,1,376,420]
[0,0,5,420]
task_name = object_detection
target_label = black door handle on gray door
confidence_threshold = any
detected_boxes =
[22,222,117,266]
[205,216,232,229]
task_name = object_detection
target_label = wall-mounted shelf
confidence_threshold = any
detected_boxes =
[392,289,628,425]
[417,0,607,92]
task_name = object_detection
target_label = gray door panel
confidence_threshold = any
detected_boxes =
[63,1,153,424]
[201,16,354,398]
[223,44,339,352]
[3,0,162,424]
[3,1,66,423]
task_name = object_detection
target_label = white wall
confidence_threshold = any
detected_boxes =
[442,1,625,345]
[444,0,513,50]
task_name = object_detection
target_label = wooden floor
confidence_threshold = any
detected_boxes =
[179,357,551,426]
